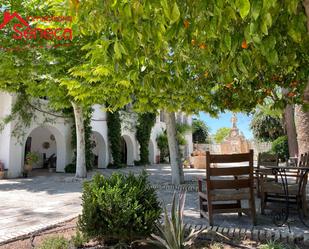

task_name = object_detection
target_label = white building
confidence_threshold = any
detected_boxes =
[0,92,193,178]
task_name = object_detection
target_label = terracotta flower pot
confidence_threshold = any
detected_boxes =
[24,164,33,172]
[0,171,4,179]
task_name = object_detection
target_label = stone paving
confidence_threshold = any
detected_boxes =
[0,165,309,244]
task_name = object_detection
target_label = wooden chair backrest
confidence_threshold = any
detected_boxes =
[298,153,309,186]
[206,150,254,191]
[257,153,278,168]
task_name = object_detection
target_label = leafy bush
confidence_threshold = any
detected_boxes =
[259,240,291,249]
[107,111,122,166]
[78,171,161,244]
[192,119,210,144]
[250,111,284,142]
[135,113,156,165]
[271,136,289,162]
[156,124,191,163]
[156,131,169,163]
[38,236,69,249]
[106,163,126,169]
[64,163,76,173]
[214,127,230,143]
[71,230,88,248]
[134,160,145,166]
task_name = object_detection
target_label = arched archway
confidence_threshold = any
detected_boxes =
[121,134,135,165]
[91,131,108,168]
[22,125,66,172]
[148,139,155,165]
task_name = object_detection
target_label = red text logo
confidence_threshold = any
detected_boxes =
[0,11,73,41]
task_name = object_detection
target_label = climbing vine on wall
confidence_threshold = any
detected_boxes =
[69,108,95,172]
[0,93,61,143]
[0,93,34,142]
[156,123,191,163]
[107,110,123,168]
[135,112,156,165]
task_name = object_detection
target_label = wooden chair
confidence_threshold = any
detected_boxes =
[260,152,309,215]
[256,153,279,197]
[198,150,256,226]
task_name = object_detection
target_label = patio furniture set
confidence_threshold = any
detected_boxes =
[198,150,309,227]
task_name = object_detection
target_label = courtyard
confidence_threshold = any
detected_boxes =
[1,165,309,245]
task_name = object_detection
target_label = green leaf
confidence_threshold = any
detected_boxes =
[288,28,302,43]
[224,34,231,50]
[93,66,111,76]
[114,41,122,59]
[264,13,272,27]
[251,0,262,20]
[267,50,278,65]
[288,16,305,43]
[237,56,248,75]
[260,24,267,35]
[160,0,170,20]
[237,0,251,19]
[287,0,299,15]
[170,2,180,24]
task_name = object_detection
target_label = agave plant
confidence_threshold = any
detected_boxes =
[151,192,202,249]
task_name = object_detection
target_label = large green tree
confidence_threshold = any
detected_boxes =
[192,119,210,144]
[214,127,231,144]
[5,0,304,183]
[55,0,308,184]
[250,110,285,142]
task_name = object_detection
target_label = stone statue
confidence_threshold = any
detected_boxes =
[231,113,238,129]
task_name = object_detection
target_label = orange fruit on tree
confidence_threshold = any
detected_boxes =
[241,39,248,49]
[287,92,296,97]
[183,20,189,29]
[290,80,298,87]
[199,43,206,49]
[226,83,233,89]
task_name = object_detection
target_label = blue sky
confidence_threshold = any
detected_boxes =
[196,112,253,139]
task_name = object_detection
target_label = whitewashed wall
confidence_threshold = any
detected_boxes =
[0,93,194,177]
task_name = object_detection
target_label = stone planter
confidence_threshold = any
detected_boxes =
[49,167,56,173]
[192,155,206,169]
[24,164,33,172]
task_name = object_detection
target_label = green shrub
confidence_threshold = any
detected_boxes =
[259,240,292,249]
[64,163,76,173]
[134,160,146,166]
[78,171,161,244]
[71,230,88,248]
[107,111,122,166]
[38,236,69,249]
[135,112,156,165]
[106,163,127,169]
[271,136,289,162]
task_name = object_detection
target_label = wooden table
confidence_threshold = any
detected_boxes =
[255,165,309,227]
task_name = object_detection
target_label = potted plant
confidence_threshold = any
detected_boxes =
[24,152,39,172]
[0,161,5,179]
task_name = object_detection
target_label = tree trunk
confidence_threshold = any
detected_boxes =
[295,105,309,155]
[294,1,309,156]
[71,101,87,178]
[164,111,184,185]
[282,88,298,157]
